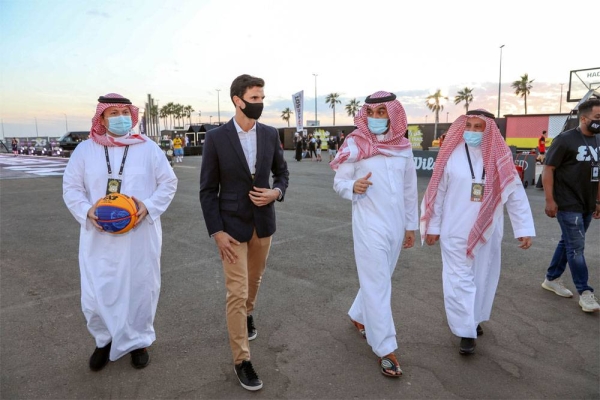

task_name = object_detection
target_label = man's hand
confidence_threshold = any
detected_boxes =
[403,230,415,249]
[213,232,240,264]
[353,172,373,194]
[593,203,600,219]
[545,199,558,218]
[518,236,532,249]
[87,200,103,232]
[132,196,148,226]
[249,187,279,207]
[425,234,440,246]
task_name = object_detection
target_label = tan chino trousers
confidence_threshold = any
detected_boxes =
[222,229,271,364]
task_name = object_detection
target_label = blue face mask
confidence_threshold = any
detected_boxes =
[107,115,132,136]
[463,130,483,147]
[367,117,389,135]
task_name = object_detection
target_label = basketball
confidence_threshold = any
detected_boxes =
[94,193,139,234]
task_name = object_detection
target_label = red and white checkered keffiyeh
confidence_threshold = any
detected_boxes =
[90,93,146,147]
[420,109,518,259]
[329,91,411,170]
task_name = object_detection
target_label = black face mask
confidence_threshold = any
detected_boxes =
[587,119,600,134]
[240,99,263,120]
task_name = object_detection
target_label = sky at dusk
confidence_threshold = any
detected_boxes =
[0,0,597,138]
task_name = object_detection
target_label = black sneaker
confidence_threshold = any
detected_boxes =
[459,338,476,355]
[234,360,263,391]
[130,348,150,369]
[247,315,257,341]
[89,342,111,371]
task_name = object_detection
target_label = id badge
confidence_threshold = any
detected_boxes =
[592,165,599,182]
[471,183,484,202]
[106,178,122,194]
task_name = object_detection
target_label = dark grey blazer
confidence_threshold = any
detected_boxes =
[199,119,289,242]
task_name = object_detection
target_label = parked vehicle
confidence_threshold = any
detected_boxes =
[58,131,90,151]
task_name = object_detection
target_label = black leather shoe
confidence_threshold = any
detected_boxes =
[130,348,150,369]
[459,338,476,355]
[476,324,483,336]
[247,315,257,341]
[89,342,111,371]
[234,360,263,391]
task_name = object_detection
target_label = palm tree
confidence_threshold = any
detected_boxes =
[159,105,169,130]
[325,93,341,125]
[454,87,474,113]
[281,107,293,127]
[184,105,195,126]
[511,73,534,114]
[425,89,448,139]
[345,98,361,118]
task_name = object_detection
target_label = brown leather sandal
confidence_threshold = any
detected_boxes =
[380,353,402,377]
[351,319,366,339]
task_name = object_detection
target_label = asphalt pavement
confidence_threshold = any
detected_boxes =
[1,152,598,399]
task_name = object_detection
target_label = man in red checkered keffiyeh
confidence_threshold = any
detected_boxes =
[331,91,418,377]
[419,109,535,355]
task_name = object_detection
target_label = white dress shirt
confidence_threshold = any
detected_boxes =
[233,118,257,174]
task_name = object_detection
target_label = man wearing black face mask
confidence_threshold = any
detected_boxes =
[200,74,289,391]
[541,98,600,313]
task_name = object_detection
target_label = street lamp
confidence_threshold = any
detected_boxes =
[34,117,39,136]
[63,114,69,132]
[446,112,449,123]
[559,83,564,113]
[216,89,221,124]
[313,73,318,126]
[497,44,505,118]
[198,110,201,124]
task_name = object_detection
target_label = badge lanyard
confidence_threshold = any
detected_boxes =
[104,145,129,194]
[465,143,486,202]
[579,130,599,183]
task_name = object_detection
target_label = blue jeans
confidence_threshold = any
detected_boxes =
[546,211,594,294]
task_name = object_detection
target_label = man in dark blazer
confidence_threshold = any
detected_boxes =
[200,74,289,391]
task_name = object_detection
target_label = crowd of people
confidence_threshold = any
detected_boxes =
[62,78,600,392]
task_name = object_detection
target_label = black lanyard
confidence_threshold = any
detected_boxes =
[465,143,485,181]
[104,145,129,178]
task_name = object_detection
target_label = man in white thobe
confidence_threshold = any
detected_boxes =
[63,94,177,370]
[331,91,418,377]
[421,109,535,355]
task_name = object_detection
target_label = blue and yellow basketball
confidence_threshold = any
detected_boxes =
[94,193,138,234]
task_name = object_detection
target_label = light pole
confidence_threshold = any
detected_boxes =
[559,83,564,113]
[216,89,221,124]
[63,113,69,132]
[497,44,505,118]
[313,73,318,126]
[425,115,428,123]
[34,117,39,136]
[198,111,201,124]
[446,112,449,123]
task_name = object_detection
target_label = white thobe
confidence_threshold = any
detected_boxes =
[333,139,418,357]
[63,139,177,360]
[425,144,535,338]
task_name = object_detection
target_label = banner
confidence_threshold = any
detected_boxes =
[292,90,304,132]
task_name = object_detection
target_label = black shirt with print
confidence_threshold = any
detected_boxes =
[545,128,599,212]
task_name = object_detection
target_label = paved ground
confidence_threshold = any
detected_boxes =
[1,152,598,399]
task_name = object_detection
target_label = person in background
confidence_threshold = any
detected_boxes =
[11,137,18,156]
[537,130,547,164]
[63,93,177,371]
[421,109,535,355]
[327,134,339,162]
[200,74,289,391]
[315,134,322,162]
[331,91,418,378]
[541,98,600,312]
[172,134,183,163]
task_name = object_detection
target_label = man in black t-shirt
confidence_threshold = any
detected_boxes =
[541,98,600,313]
[327,135,339,162]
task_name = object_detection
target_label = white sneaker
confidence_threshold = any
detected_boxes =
[542,278,573,298]
[579,291,600,312]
